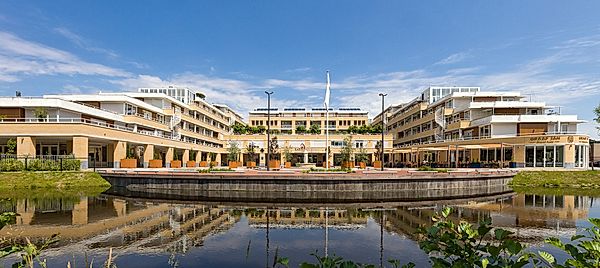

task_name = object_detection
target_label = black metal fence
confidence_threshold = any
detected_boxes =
[0,154,84,172]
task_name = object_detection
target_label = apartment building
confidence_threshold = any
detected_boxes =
[374,86,590,168]
[0,86,242,168]
[248,107,368,135]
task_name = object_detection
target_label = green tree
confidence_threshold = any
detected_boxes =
[283,146,293,162]
[227,141,241,162]
[245,143,256,162]
[340,135,354,163]
[6,138,16,154]
[595,103,600,134]
[355,146,369,165]
[296,125,307,134]
[347,125,358,134]
[231,123,247,134]
[309,124,321,134]
[370,124,383,134]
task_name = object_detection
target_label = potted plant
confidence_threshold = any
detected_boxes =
[187,149,197,167]
[283,146,293,168]
[227,141,241,168]
[268,137,281,169]
[373,141,383,168]
[208,152,217,167]
[120,145,137,168]
[340,135,354,169]
[170,149,182,168]
[356,147,369,169]
[149,151,163,168]
[245,143,257,168]
[33,107,48,122]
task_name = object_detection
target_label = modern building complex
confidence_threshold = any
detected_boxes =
[247,107,369,135]
[0,86,243,168]
[0,85,592,169]
[373,86,590,168]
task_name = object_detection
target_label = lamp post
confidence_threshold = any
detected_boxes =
[379,93,387,171]
[265,91,273,171]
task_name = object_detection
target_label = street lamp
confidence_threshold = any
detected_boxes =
[265,91,273,171]
[379,93,387,171]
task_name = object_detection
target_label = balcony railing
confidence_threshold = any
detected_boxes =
[394,131,585,148]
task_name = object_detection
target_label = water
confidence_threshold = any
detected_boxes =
[0,190,596,267]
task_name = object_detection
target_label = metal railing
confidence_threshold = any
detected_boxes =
[0,154,86,172]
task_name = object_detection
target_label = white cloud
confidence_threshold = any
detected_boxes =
[0,31,130,81]
[54,27,119,58]
[434,52,470,65]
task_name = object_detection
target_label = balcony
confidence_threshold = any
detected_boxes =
[470,114,582,127]
[446,120,471,131]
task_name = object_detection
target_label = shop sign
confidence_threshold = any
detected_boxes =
[528,136,561,144]
[577,136,589,144]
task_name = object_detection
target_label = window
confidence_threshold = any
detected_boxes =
[125,103,137,115]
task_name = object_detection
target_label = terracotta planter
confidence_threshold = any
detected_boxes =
[186,161,196,167]
[373,161,382,169]
[359,162,366,169]
[149,159,163,168]
[120,158,137,169]
[170,160,182,168]
[284,162,292,168]
[246,161,256,168]
[322,162,333,168]
[268,160,281,169]
[228,161,238,168]
[199,161,208,167]
[341,161,354,169]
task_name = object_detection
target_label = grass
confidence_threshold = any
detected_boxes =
[509,170,600,188]
[304,167,353,173]
[417,166,449,173]
[0,171,111,190]
[198,168,234,173]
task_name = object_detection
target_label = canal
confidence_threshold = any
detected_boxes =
[0,189,596,267]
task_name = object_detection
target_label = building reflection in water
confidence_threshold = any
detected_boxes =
[0,193,592,264]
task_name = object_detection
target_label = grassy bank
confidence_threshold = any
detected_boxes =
[509,170,600,188]
[0,171,111,190]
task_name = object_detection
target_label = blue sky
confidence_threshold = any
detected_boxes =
[0,1,599,138]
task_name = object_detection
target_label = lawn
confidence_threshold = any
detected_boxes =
[509,170,600,188]
[0,171,111,190]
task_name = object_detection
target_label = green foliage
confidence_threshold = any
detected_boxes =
[283,146,293,162]
[296,125,307,134]
[246,143,256,162]
[208,152,217,161]
[307,167,351,173]
[198,167,233,173]
[417,166,448,173]
[189,149,197,161]
[227,141,241,162]
[0,171,110,189]
[417,207,538,268]
[232,122,247,134]
[355,147,369,165]
[309,124,321,134]
[0,159,24,171]
[340,135,354,163]
[594,103,600,134]
[6,138,16,154]
[27,158,80,171]
[0,212,17,229]
[33,107,48,119]
[126,146,136,159]
[545,218,600,267]
[298,253,414,268]
[509,171,600,188]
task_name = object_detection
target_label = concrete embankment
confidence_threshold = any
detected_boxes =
[100,169,516,203]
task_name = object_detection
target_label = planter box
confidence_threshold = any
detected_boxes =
[373,161,382,169]
[170,160,182,168]
[341,161,354,169]
[186,161,196,167]
[322,162,333,168]
[284,162,292,168]
[228,161,238,168]
[149,159,163,168]
[359,162,366,169]
[246,161,256,168]
[268,160,281,169]
[199,161,208,167]
[120,159,137,169]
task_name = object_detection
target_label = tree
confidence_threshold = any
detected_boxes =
[595,103,600,134]
[309,124,320,134]
[370,124,383,134]
[245,143,256,162]
[6,138,16,155]
[355,146,369,165]
[34,107,48,121]
[231,123,247,134]
[283,146,293,163]
[296,125,307,134]
[340,135,354,163]
[227,141,241,162]
[347,125,358,134]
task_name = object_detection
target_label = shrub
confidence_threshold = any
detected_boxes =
[0,159,24,171]
[417,166,448,173]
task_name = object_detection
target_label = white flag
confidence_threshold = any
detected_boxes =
[324,71,331,108]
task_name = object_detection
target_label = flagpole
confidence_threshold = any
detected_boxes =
[325,71,330,170]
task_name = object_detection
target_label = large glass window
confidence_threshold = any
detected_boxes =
[555,146,564,167]
[545,146,555,167]
[535,146,544,167]
[525,146,535,167]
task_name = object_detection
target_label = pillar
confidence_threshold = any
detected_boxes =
[564,144,576,169]
[72,196,88,225]
[112,141,127,168]
[183,149,190,164]
[304,151,308,164]
[196,151,202,162]
[259,152,266,166]
[215,153,222,166]
[16,136,36,157]
[72,136,89,169]
[165,148,174,168]
[143,144,154,168]
[513,145,525,168]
